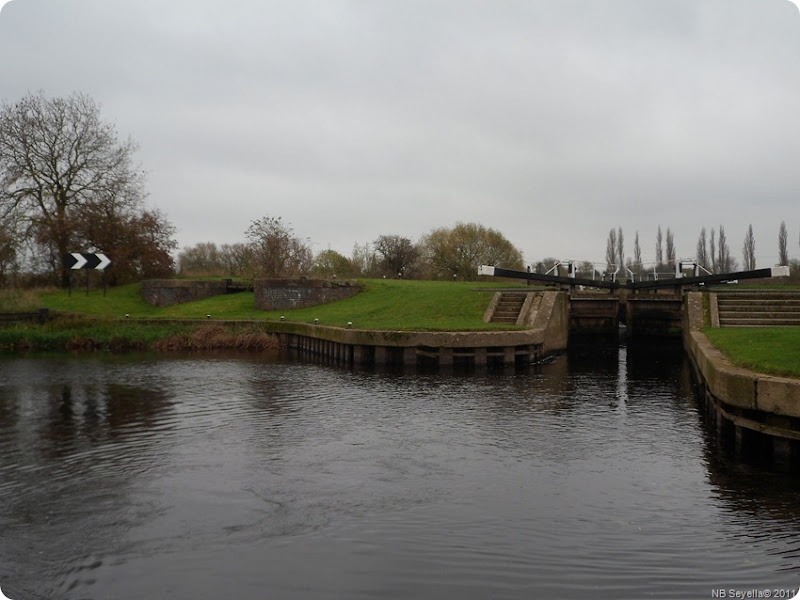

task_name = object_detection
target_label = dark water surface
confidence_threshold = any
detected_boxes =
[1,343,799,599]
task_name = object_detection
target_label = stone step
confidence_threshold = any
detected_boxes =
[495,301,525,310]
[493,311,521,319]
[719,312,800,320]
[494,306,523,313]
[717,293,800,301]
[716,291,800,327]
[718,298,800,305]
[719,307,800,315]
[719,317,800,326]
[496,299,525,307]
[496,296,526,303]
[717,302,800,305]
[719,312,800,324]
[494,301,523,308]
[489,292,527,324]
[491,316,519,324]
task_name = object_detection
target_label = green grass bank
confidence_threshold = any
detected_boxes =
[703,327,800,379]
[7,282,798,373]
[33,278,526,330]
[0,279,527,352]
[0,319,283,353]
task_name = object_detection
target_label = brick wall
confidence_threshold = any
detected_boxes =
[141,280,230,307]
[254,279,360,311]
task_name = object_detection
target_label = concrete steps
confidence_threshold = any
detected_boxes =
[717,291,800,327]
[490,292,527,324]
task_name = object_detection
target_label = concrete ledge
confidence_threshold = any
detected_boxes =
[684,291,706,331]
[269,320,549,348]
[709,292,720,327]
[270,290,569,352]
[757,376,800,419]
[518,292,542,327]
[687,328,800,431]
[687,331,756,410]
[482,292,502,323]
[536,292,568,355]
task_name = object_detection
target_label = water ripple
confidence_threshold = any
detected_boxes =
[1,350,799,599]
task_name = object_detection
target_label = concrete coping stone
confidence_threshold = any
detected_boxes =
[688,330,800,418]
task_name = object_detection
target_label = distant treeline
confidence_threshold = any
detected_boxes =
[178,219,524,282]
[597,222,800,281]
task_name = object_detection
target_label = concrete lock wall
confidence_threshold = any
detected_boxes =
[141,280,231,308]
[683,291,800,469]
[254,279,360,311]
[272,290,570,370]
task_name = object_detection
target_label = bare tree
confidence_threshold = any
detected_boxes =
[85,207,176,284]
[718,225,735,272]
[743,224,756,271]
[220,243,256,277]
[351,242,378,277]
[665,228,676,268]
[655,226,663,268]
[616,227,624,271]
[374,234,419,278]
[246,215,312,278]
[533,257,559,274]
[696,227,708,270]
[605,228,617,273]
[0,91,156,286]
[709,228,717,272]
[0,226,17,285]
[578,260,595,277]
[633,231,642,272]
[179,242,223,276]
[779,221,789,266]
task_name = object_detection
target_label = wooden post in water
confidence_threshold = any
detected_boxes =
[474,347,488,368]
[403,347,416,367]
[503,346,515,366]
[374,346,387,365]
[439,347,453,367]
[353,345,366,366]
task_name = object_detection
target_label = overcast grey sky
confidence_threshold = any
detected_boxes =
[2,0,799,268]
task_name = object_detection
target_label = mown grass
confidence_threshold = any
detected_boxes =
[34,278,529,331]
[703,327,800,378]
[37,283,162,318]
[256,279,529,331]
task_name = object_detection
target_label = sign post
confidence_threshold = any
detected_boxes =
[64,253,112,296]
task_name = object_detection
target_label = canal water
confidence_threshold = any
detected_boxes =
[1,343,799,599]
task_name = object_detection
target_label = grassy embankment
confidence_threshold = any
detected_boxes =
[0,279,527,352]
[703,327,800,379]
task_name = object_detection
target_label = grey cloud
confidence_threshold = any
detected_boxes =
[2,0,800,266]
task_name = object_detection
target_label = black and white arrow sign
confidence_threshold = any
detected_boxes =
[66,252,87,270]
[65,252,111,271]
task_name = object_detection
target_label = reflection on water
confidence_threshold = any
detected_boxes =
[1,345,799,599]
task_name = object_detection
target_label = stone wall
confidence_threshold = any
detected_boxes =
[254,279,360,311]
[141,279,230,307]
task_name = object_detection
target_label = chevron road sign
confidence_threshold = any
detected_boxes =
[64,252,112,296]
[65,252,111,271]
